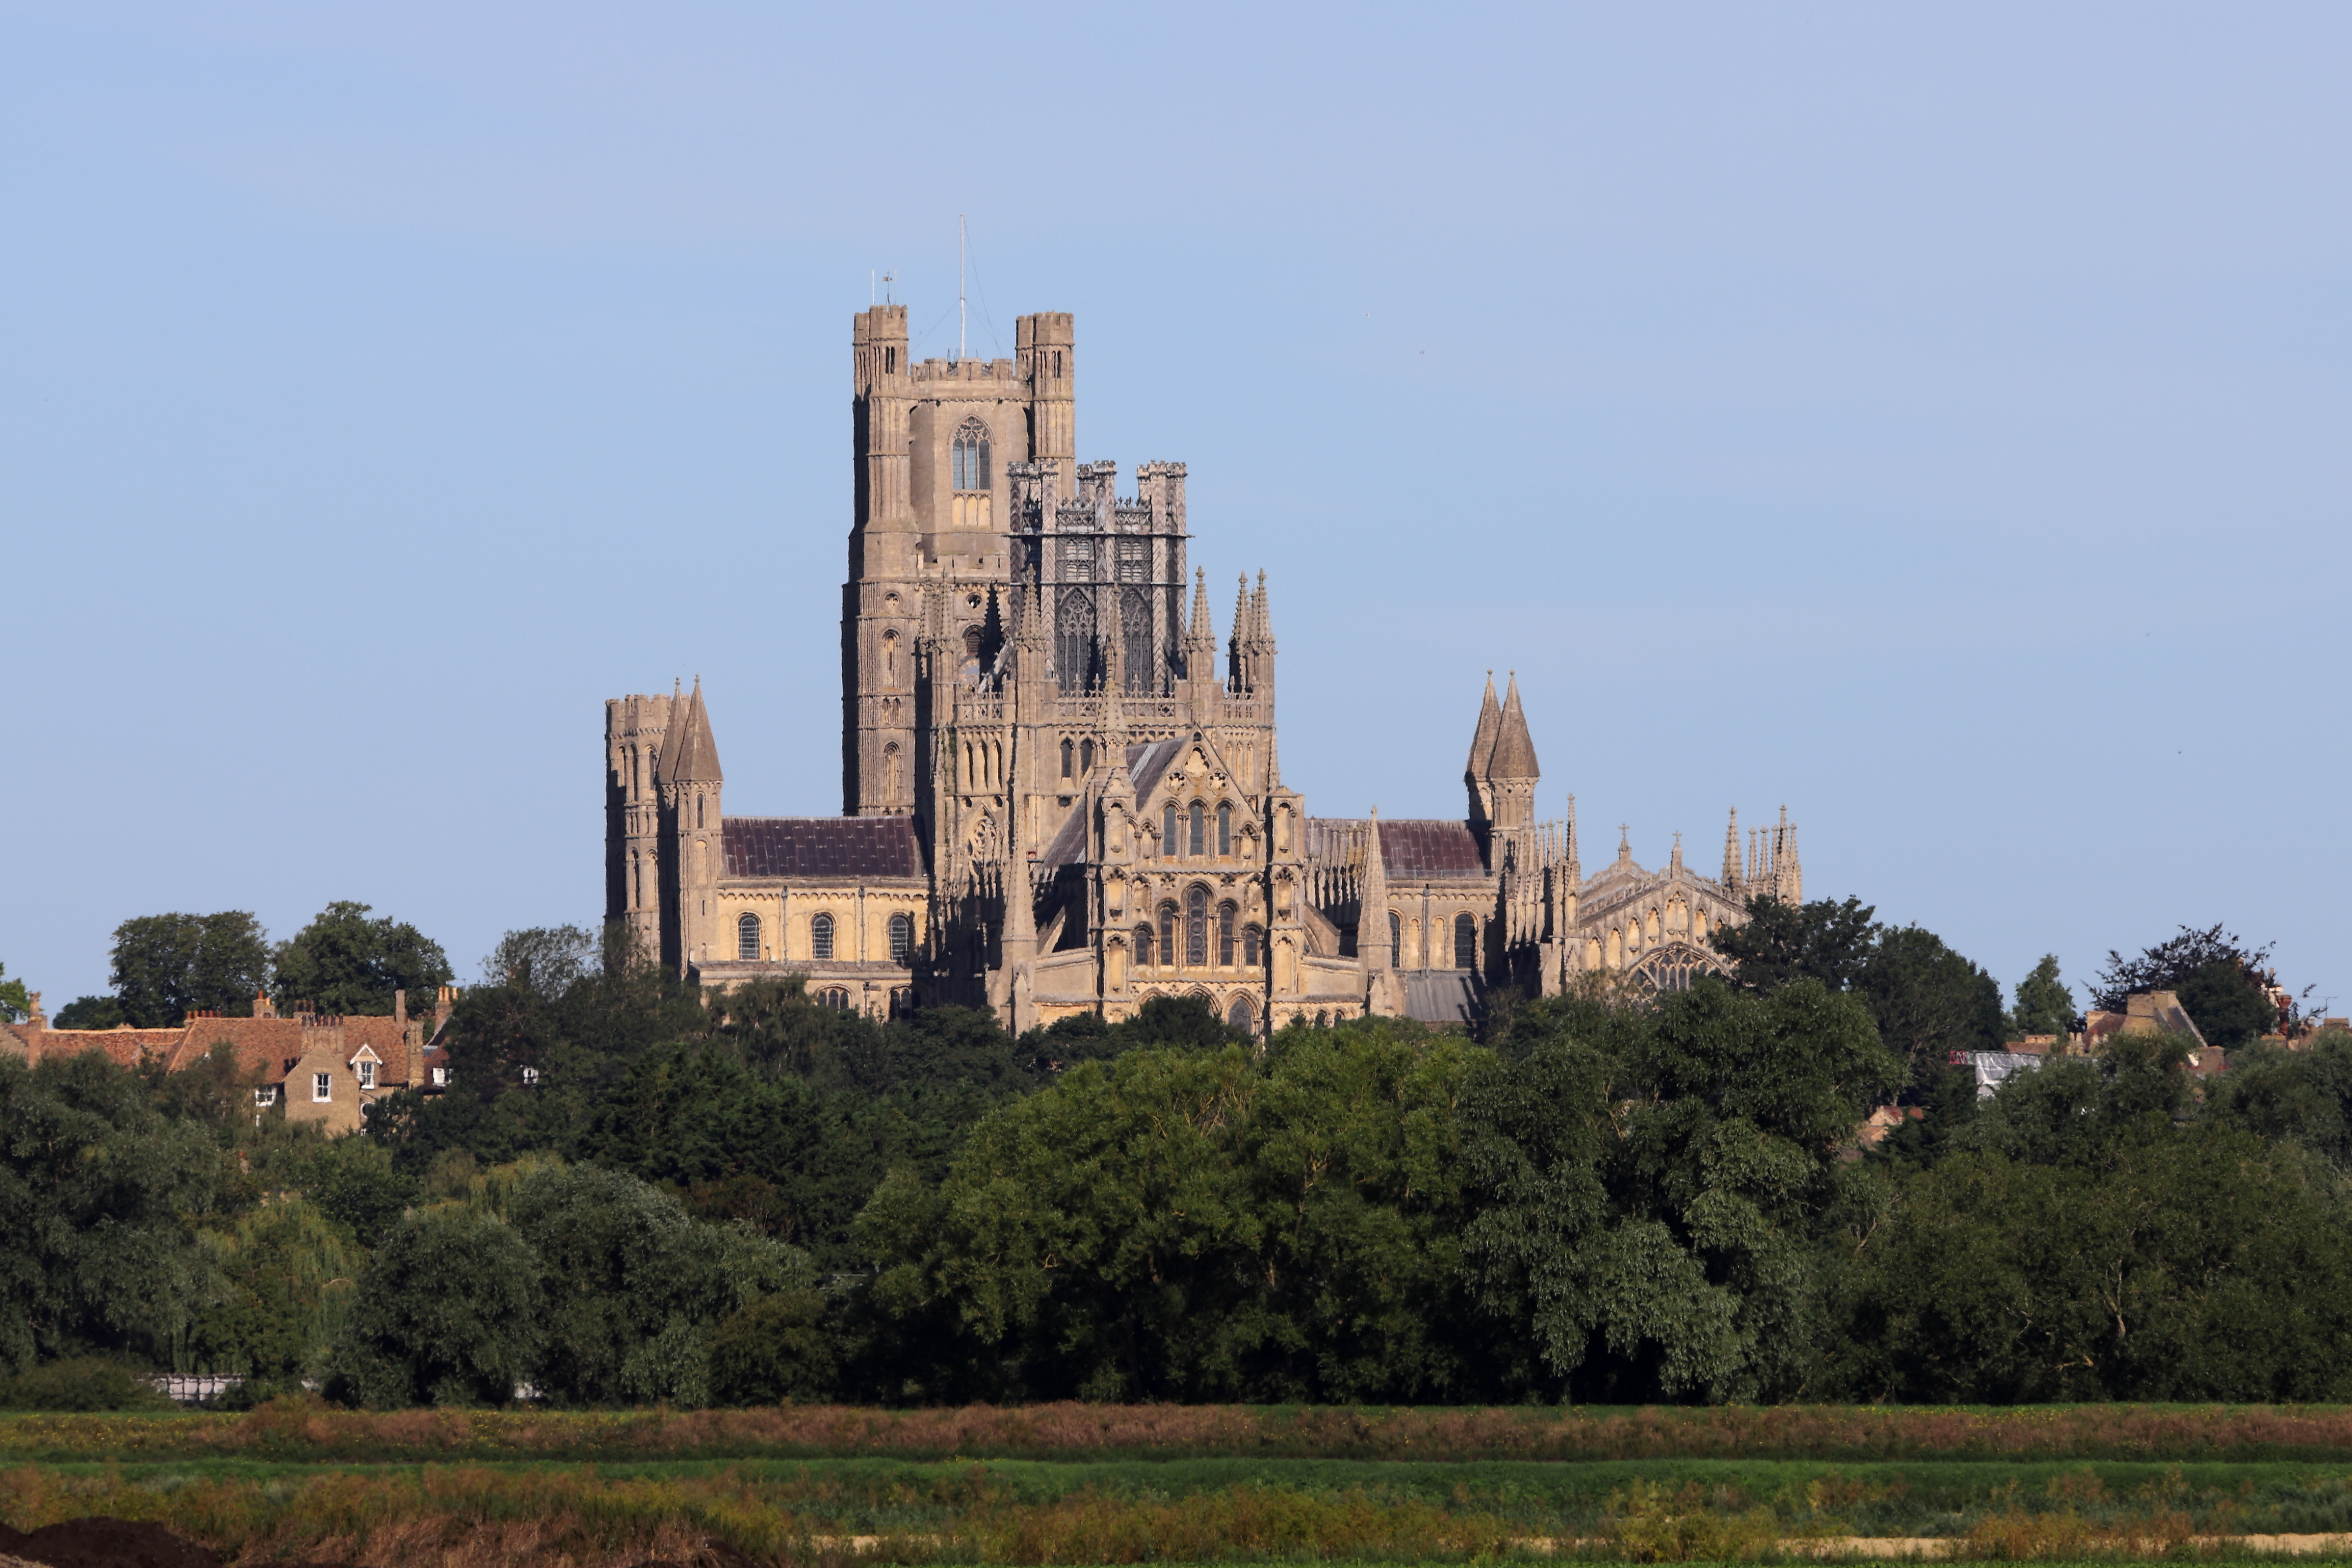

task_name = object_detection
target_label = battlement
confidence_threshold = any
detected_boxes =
[911,356,1020,384]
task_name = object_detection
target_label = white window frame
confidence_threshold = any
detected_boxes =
[254,1084,278,1107]
[356,1060,376,1090]
[312,1072,332,1103]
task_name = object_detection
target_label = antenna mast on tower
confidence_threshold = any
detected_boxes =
[957,214,968,361]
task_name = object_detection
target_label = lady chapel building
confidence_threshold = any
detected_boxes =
[605,307,1802,1033]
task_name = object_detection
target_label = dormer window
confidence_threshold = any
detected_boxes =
[952,418,991,492]
[356,1060,376,1090]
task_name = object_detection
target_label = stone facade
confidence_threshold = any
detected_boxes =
[606,308,1805,1028]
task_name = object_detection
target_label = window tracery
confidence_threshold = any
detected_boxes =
[1185,886,1209,967]
[888,912,913,963]
[737,913,761,961]
[811,912,835,961]
[951,418,991,492]
[1217,902,1236,966]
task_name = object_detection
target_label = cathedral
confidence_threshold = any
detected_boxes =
[604,307,1803,1031]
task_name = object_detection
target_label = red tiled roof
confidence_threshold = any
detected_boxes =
[723,816,924,879]
[1377,819,1489,880]
[36,1028,186,1069]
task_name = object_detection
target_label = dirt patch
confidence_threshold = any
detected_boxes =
[0,1519,219,1568]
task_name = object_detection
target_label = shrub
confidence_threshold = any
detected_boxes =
[0,1357,172,1412]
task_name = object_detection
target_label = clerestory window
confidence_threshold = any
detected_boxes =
[1454,912,1477,970]
[738,912,762,961]
[888,912,914,963]
[812,912,835,961]
[1389,911,1402,967]
[952,418,991,492]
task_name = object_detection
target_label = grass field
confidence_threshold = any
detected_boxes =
[13,1406,2352,1563]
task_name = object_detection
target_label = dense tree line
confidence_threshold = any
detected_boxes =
[5,901,2346,1408]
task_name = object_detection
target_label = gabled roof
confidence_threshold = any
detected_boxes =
[1377,819,1489,880]
[1039,805,1090,868]
[1124,737,1184,801]
[722,816,924,879]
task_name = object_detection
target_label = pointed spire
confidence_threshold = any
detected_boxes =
[1255,569,1273,644]
[666,676,723,784]
[1360,806,1391,974]
[1671,830,1684,875]
[1189,567,1214,645]
[1466,672,1501,780]
[1488,671,1539,780]
[1722,807,1741,889]
[1233,574,1250,648]
[1565,793,1581,882]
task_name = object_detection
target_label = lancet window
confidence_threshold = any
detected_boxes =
[1185,886,1209,967]
[737,913,761,961]
[888,913,914,963]
[812,913,836,961]
[1217,902,1237,966]
[1453,912,1477,970]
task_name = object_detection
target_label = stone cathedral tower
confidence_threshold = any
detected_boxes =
[606,304,1808,1028]
[844,307,1079,816]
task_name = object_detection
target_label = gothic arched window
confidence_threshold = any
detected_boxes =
[737,913,761,961]
[1159,901,1178,964]
[952,418,991,492]
[1189,802,1205,857]
[1243,924,1263,967]
[1217,803,1232,856]
[1389,911,1402,967]
[1121,584,1151,692]
[1227,996,1254,1034]
[1061,738,1074,778]
[1080,739,1095,774]
[1135,924,1155,968]
[1185,886,1209,967]
[811,913,835,961]
[1056,589,1094,695]
[1453,912,1477,970]
[1217,902,1237,966]
[1164,802,1178,855]
[888,912,913,963]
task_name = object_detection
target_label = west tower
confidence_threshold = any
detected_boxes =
[843,307,1079,817]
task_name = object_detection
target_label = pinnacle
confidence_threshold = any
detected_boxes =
[1466,672,1501,780]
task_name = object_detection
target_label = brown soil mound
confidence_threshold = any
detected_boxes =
[0,1520,218,1568]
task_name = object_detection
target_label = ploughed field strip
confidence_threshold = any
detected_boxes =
[18,1453,2352,1560]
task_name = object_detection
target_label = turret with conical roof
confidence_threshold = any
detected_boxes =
[1464,673,1501,825]
[1486,671,1539,832]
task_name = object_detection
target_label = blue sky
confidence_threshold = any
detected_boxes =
[4,2,2347,1014]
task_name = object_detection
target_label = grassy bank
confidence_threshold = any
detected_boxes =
[16,1402,2352,1465]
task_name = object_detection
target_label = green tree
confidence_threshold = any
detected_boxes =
[500,1161,814,1407]
[1854,925,2006,1084]
[2094,922,2279,1047]
[1828,1127,2352,1401]
[2007,953,2074,1039]
[109,912,270,1027]
[0,1053,222,1371]
[189,1195,363,1384]
[1713,895,1877,995]
[0,963,29,1024]
[272,901,453,1017]
[1464,978,1901,1402]
[706,1289,836,1405]
[49,996,125,1030]
[2206,1029,2352,1170]
[324,1204,543,1408]
[857,1020,1491,1404]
